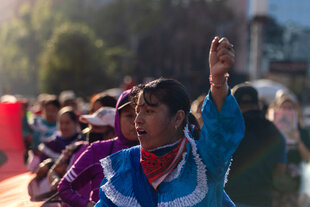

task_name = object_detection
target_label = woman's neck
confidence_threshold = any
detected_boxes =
[148,139,182,156]
[148,139,181,152]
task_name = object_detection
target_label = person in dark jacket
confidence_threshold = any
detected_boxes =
[225,83,286,207]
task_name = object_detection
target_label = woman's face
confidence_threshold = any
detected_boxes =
[280,100,295,111]
[44,104,59,123]
[59,113,77,138]
[135,93,179,150]
[119,104,138,141]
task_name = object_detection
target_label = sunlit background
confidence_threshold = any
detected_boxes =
[0,0,309,105]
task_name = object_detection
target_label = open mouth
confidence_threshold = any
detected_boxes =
[137,129,147,136]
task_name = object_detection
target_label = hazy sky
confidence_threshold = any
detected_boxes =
[268,0,310,27]
[248,0,310,28]
[0,0,18,23]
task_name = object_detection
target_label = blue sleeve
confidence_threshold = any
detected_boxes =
[198,91,245,177]
[222,190,235,207]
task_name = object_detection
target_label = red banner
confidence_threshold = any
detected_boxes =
[0,103,23,151]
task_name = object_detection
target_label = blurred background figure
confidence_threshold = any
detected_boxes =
[28,106,81,202]
[89,93,117,114]
[20,98,33,164]
[41,107,116,206]
[303,106,310,134]
[79,106,116,144]
[190,94,206,129]
[59,90,77,111]
[27,95,61,172]
[58,90,137,207]
[225,83,286,207]
[38,106,81,162]
[0,94,17,103]
[267,91,310,207]
[30,94,54,116]
[80,92,117,131]
[122,75,136,90]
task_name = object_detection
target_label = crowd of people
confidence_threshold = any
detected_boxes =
[1,37,310,207]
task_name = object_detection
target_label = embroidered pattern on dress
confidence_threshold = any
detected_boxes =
[100,156,141,207]
[158,127,208,207]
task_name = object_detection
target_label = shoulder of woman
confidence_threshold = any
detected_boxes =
[88,139,116,151]
[102,146,139,167]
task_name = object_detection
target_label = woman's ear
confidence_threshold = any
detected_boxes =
[174,110,185,129]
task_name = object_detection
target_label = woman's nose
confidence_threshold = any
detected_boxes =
[135,112,142,124]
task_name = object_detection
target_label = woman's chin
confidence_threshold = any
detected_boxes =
[139,139,153,150]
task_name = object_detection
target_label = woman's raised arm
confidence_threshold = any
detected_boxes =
[209,36,234,112]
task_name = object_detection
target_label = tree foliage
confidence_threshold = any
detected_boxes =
[0,3,41,95]
[92,0,237,97]
[40,23,113,97]
[0,0,238,98]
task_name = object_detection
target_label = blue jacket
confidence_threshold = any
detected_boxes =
[96,92,244,207]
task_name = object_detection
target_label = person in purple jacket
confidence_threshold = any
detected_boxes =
[28,106,81,201]
[47,106,116,191]
[38,106,81,163]
[58,89,139,207]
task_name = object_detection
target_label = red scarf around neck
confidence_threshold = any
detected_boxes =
[140,137,187,190]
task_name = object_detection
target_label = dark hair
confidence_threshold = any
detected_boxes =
[188,113,201,140]
[132,78,190,129]
[90,93,117,113]
[58,106,78,123]
[232,83,259,106]
[44,97,61,109]
[96,94,117,107]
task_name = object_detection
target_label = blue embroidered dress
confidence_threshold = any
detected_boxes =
[96,92,245,207]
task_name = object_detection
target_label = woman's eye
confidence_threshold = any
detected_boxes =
[127,114,134,118]
[146,109,153,114]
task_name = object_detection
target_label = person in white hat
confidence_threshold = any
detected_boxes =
[46,107,116,193]
[79,107,116,143]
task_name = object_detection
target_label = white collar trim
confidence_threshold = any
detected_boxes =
[158,126,208,206]
[99,126,208,207]
[100,157,141,207]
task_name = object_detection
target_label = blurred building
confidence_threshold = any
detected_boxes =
[248,0,310,104]
[226,0,248,75]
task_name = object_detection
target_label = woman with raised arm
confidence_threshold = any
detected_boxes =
[95,37,244,207]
